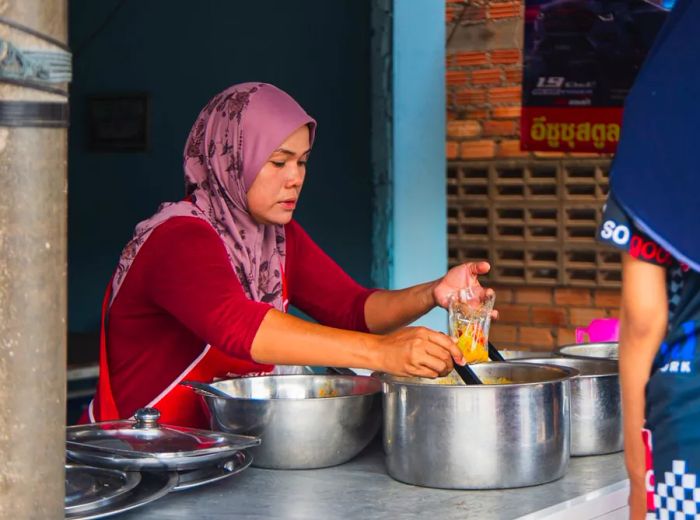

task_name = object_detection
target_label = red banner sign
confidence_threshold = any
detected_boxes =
[520,107,622,154]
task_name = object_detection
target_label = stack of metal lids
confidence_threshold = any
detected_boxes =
[65,407,259,519]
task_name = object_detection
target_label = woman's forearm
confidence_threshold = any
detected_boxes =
[250,309,382,369]
[249,308,463,377]
[363,281,437,334]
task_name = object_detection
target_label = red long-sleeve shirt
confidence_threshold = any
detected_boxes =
[107,217,374,417]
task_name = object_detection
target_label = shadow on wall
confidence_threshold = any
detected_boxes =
[68,0,373,339]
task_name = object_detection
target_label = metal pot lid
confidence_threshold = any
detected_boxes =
[66,408,260,469]
[65,464,141,514]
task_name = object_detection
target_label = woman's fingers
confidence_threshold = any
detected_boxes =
[426,331,465,366]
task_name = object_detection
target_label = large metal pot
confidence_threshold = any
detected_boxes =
[511,357,621,456]
[200,375,381,469]
[381,362,576,489]
[557,342,618,360]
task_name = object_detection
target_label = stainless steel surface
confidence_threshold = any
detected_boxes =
[66,409,260,471]
[511,357,622,456]
[65,464,141,514]
[174,450,253,492]
[116,443,628,520]
[381,362,575,489]
[557,342,619,360]
[499,350,554,360]
[0,2,68,518]
[66,471,178,520]
[202,375,382,469]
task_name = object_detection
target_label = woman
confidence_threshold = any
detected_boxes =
[86,82,490,428]
[597,1,700,517]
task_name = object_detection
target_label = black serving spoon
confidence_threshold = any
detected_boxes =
[488,341,505,362]
[453,362,482,385]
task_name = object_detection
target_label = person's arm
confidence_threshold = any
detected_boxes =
[364,261,493,334]
[619,253,667,520]
[250,309,464,377]
[143,218,465,377]
[286,221,493,335]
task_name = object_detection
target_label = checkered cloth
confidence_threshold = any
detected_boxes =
[655,460,700,519]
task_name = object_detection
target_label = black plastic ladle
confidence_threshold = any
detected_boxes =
[452,341,505,385]
[180,380,232,399]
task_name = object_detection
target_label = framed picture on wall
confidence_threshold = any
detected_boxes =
[87,93,149,152]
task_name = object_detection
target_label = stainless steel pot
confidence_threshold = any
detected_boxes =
[381,362,576,489]
[499,350,553,360]
[199,375,381,469]
[557,342,618,360]
[511,357,621,456]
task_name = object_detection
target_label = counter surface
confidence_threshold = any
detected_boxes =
[120,441,627,520]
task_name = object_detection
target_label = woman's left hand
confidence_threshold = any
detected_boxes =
[432,261,495,311]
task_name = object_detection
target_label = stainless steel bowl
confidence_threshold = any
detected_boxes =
[511,357,621,456]
[381,362,576,489]
[200,375,381,469]
[557,342,618,360]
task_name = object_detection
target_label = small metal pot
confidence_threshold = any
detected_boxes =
[199,375,381,469]
[557,342,618,360]
[380,362,576,489]
[511,357,621,456]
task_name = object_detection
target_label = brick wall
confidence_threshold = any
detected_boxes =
[490,285,620,350]
[446,0,620,351]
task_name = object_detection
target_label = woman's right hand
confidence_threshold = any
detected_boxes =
[374,326,466,378]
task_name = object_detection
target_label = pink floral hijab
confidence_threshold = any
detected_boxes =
[112,83,316,311]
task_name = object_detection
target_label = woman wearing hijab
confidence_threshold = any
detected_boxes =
[86,82,489,428]
[597,1,700,517]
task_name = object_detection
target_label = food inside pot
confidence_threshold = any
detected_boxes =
[435,373,512,385]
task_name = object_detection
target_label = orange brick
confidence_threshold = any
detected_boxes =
[569,152,607,158]
[491,49,521,65]
[569,307,607,327]
[463,6,487,21]
[490,324,518,343]
[446,6,459,23]
[465,108,489,120]
[594,290,621,308]
[557,327,576,346]
[484,120,517,137]
[515,287,552,305]
[555,288,592,306]
[488,2,522,19]
[446,70,468,86]
[493,287,514,304]
[447,109,457,121]
[455,88,487,105]
[447,120,482,138]
[532,307,567,326]
[504,68,522,83]
[472,68,502,85]
[446,141,459,160]
[492,106,521,119]
[608,308,620,319]
[519,326,554,348]
[534,151,566,159]
[460,140,496,159]
[453,51,489,67]
[489,86,522,104]
[497,139,529,158]
[497,304,530,324]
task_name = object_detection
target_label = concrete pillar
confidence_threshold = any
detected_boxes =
[0,1,68,518]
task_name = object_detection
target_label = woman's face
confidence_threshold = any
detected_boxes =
[247,125,311,225]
